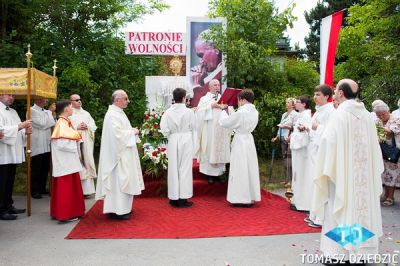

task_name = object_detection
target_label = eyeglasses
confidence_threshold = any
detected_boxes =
[72,99,81,102]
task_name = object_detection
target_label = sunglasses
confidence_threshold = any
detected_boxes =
[72,99,81,102]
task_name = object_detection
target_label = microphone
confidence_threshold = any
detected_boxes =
[214,91,219,101]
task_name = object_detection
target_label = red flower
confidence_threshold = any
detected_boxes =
[151,151,157,156]
[153,123,158,128]
[162,153,166,157]
[144,114,149,120]
[152,114,156,118]
[146,124,150,128]
[160,147,166,151]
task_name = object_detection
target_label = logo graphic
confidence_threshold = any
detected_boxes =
[325,224,374,246]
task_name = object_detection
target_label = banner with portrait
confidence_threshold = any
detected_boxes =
[186,17,227,107]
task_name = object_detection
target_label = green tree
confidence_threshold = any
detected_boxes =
[207,0,295,89]
[1,0,169,144]
[207,0,319,157]
[335,0,400,110]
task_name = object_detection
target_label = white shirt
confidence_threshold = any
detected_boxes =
[30,104,55,156]
[0,101,25,164]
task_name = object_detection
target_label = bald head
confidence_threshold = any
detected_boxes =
[112,90,129,109]
[335,79,359,103]
[337,79,358,94]
[70,94,82,109]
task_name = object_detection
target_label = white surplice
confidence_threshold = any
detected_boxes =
[219,104,261,204]
[195,92,230,176]
[0,102,25,165]
[95,105,144,215]
[312,100,384,258]
[160,103,195,200]
[306,103,335,224]
[30,104,55,157]
[290,109,312,211]
[70,107,97,195]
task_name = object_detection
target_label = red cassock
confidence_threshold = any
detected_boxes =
[50,171,85,220]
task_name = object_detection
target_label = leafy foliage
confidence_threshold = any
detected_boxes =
[0,0,168,144]
[206,0,319,157]
[335,0,400,110]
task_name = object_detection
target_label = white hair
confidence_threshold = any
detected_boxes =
[373,101,390,113]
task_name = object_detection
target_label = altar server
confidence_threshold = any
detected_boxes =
[219,89,260,207]
[160,88,195,208]
[50,100,85,222]
[0,94,31,220]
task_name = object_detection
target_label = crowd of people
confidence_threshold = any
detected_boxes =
[0,80,261,221]
[1,77,399,261]
[271,79,399,261]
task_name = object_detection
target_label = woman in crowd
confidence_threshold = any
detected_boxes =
[271,97,298,185]
[374,101,400,206]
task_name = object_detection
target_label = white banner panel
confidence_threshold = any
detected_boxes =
[125,32,186,55]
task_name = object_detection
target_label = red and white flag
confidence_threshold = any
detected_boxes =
[320,10,343,87]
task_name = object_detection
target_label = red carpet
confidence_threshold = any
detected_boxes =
[66,161,320,239]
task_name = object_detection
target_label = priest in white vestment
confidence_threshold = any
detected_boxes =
[0,94,31,220]
[290,96,312,211]
[69,94,97,197]
[95,90,144,220]
[219,89,261,206]
[303,85,335,228]
[195,79,230,183]
[312,79,384,261]
[160,88,195,208]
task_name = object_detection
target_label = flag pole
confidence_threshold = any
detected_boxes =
[25,44,32,216]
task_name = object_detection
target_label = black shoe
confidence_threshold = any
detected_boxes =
[0,212,17,220]
[32,193,42,199]
[58,217,79,223]
[8,206,26,214]
[232,203,253,208]
[113,213,131,220]
[178,199,193,208]
[169,200,180,207]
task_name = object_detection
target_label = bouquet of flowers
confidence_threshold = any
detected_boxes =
[376,121,386,143]
[140,106,168,178]
[142,143,168,178]
[140,106,166,145]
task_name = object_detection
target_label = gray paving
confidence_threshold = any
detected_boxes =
[0,190,399,266]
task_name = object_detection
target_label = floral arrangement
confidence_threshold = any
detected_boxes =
[376,121,386,143]
[140,106,168,178]
[140,107,166,145]
[142,143,168,178]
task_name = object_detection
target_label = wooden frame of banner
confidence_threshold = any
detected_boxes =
[0,45,57,216]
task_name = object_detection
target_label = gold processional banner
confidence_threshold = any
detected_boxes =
[0,68,57,99]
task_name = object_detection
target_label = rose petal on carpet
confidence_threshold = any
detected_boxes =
[65,190,320,239]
